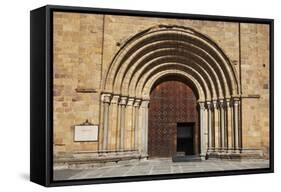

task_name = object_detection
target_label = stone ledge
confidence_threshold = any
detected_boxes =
[172,155,201,162]
[207,149,265,160]
[75,88,97,93]
[54,151,143,170]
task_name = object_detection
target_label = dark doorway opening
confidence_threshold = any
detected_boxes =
[177,122,195,155]
[148,76,199,159]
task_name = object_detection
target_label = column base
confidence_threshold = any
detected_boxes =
[207,152,238,160]
[207,148,214,154]
[141,153,148,160]
[200,153,207,160]
[207,149,264,160]
[208,148,223,155]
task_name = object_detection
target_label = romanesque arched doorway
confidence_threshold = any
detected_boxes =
[102,25,241,160]
[148,76,199,158]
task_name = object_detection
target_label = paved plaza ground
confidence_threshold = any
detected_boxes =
[53,158,269,181]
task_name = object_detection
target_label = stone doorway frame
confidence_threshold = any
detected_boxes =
[101,25,242,160]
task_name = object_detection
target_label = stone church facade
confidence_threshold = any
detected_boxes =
[53,12,270,167]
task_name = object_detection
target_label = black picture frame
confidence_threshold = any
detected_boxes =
[30,4,274,187]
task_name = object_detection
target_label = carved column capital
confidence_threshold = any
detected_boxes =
[232,97,240,107]
[206,101,212,110]
[102,93,112,103]
[141,100,150,108]
[127,97,135,106]
[219,99,225,108]
[134,99,141,107]
[225,98,231,108]
[212,100,218,109]
[111,95,120,104]
[198,102,205,110]
[119,96,128,106]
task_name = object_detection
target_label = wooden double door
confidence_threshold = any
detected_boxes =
[148,77,199,158]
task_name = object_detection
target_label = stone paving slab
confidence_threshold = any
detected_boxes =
[53,159,270,181]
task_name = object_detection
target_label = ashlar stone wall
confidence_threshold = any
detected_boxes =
[53,11,270,159]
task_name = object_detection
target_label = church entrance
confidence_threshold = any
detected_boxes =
[148,76,199,158]
[177,122,195,156]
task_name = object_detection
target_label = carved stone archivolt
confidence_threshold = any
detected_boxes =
[101,25,242,159]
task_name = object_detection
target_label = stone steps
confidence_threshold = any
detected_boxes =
[54,151,144,169]
[172,155,201,162]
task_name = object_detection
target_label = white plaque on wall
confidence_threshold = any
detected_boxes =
[74,125,99,142]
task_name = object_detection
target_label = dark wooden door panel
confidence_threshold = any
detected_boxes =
[148,78,199,158]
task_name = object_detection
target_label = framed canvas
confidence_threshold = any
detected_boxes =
[30,5,274,187]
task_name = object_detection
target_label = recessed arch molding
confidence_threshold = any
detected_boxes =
[100,25,242,160]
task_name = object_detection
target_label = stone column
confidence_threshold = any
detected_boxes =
[233,98,240,153]
[226,99,233,153]
[126,98,134,150]
[102,94,111,151]
[109,95,120,150]
[213,100,220,152]
[199,102,206,160]
[206,101,213,152]
[116,103,121,151]
[219,99,226,152]
[140,100,149,158]
[119,96,127,151]
[134,99,141,152]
